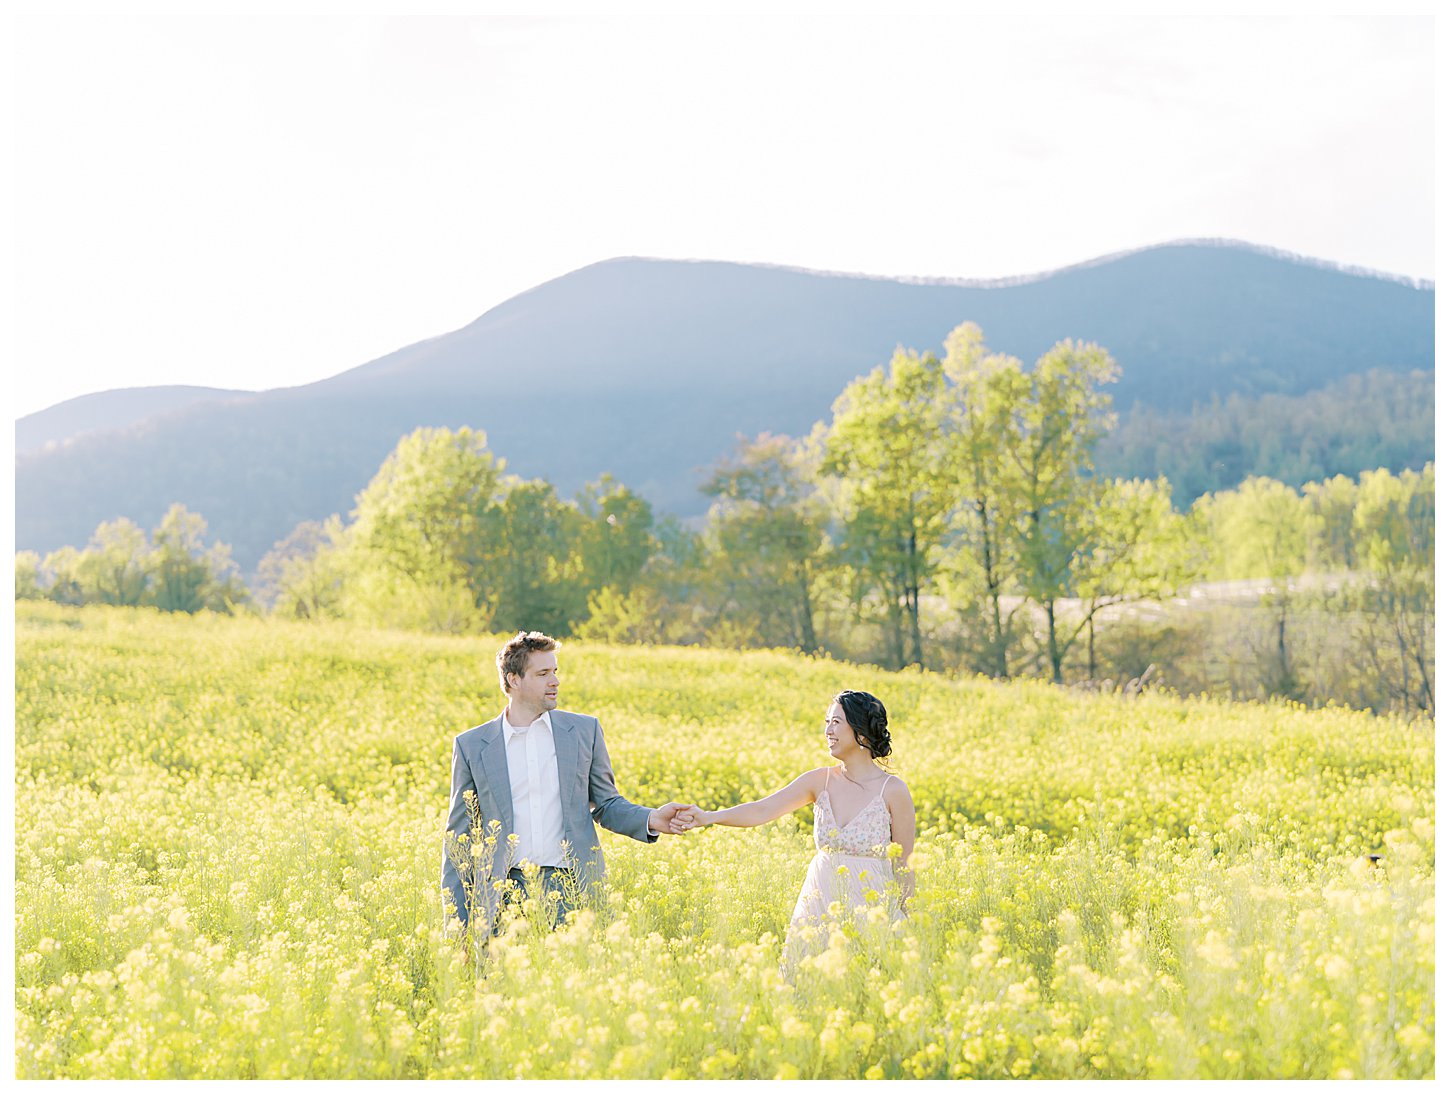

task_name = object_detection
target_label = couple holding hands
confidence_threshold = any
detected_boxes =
[441,631,915,963]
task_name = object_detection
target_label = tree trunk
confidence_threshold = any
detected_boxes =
[1392,594,1412,715]
[1413,638,1434,716]
[1275,594,1292,693]
[976,499,1008,678]
[884,570,905,670]
[988,592,1007,677]
[1046,599,1062,683]
[907,527,923,668]
[796,564,817,654]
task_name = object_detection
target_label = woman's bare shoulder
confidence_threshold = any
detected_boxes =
[882,772,913,802]
[797,766,833,797]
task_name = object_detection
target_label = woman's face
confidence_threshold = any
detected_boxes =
[823,701,857,759]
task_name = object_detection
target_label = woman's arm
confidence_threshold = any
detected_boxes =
[884,775,916,907]
[684,769,825,829]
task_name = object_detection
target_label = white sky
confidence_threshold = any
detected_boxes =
[5,0,1438,420]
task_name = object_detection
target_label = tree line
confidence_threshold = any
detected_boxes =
[17,323,1433,715]
[16,503,246,613]
[1097,368,1433,505]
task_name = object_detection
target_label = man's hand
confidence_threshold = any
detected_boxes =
[648,802,693,836]
[675,805,712,830]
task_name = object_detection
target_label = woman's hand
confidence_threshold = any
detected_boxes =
[648,802,694,835]
[675,805,713,830]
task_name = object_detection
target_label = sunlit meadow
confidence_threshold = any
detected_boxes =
[14,602,1434,1078]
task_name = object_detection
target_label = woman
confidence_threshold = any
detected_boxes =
[678,690,915,968]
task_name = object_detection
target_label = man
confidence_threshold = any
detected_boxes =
[441,630,690,933]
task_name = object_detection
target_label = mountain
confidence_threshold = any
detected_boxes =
[15,241,1434,571]
[17,386,253,456]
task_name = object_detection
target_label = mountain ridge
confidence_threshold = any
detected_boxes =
[18,385,256,456]
[16,241,1434,571]
[20,237,1431,439]
[560,237,1435,292]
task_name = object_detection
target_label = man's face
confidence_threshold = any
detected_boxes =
[509,650,559,713]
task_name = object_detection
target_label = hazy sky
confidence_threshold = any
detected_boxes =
[8,0,1437,419]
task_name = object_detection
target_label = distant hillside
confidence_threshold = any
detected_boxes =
[15,241,1434,571]
[17,386,252,456]
[1096,368,1435,504]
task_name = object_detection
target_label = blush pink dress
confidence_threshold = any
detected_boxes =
[783,767,905,969]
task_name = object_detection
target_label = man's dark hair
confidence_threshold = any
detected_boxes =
[497,631,559,694]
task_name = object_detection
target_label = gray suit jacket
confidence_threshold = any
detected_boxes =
[440,708,656,928]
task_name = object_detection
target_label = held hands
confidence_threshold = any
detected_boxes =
[674,805,712,831]
[648,802,712,835]
[648,802,693,835]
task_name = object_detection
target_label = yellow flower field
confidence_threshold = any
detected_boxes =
[14,602,1434,1078]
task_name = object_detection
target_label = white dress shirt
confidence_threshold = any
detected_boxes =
[502,710,568,869]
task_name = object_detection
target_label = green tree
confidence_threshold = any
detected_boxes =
[821,348,952,669]
[480,480,590,635]
[575,475,656,595]
[146,504,247,613]
[938,322,1024,677]
[578,514,707,646]
[576,584,674,645]
[1069,477,1200,680]
[1192,477,1317,696]
[1303,474,1359,572]
[15,551,44,600]
[39,546,84,604]
[700,433,831,652]
[646,514,710,642]
[76,518,151,606]
[345,427,504,631]
[256,517,348,619]
[997,339,1120,683]
[1347,463,1433,714]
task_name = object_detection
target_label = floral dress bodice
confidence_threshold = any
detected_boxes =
[813,773,892,857]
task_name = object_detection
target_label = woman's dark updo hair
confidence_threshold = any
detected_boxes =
[835,690,891,759]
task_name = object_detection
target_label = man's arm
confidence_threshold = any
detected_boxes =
[440,736,477,927]
[586,718,682,842]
